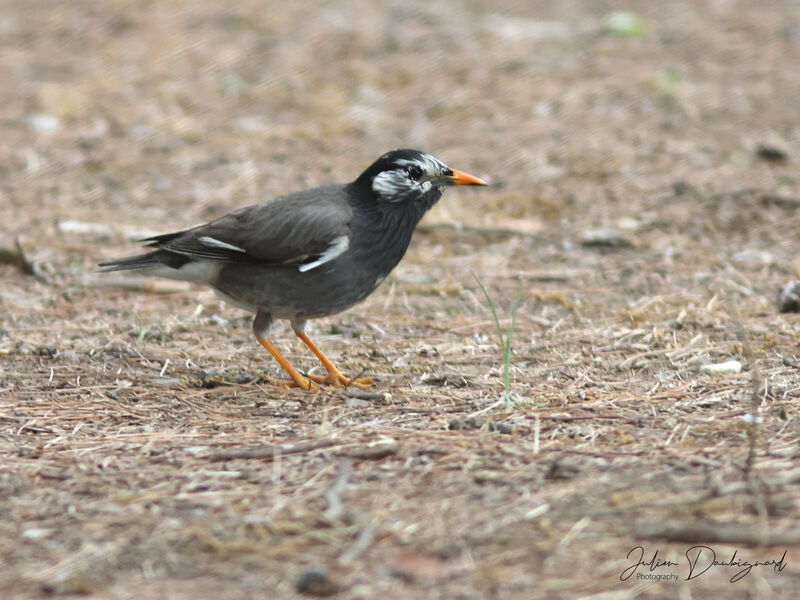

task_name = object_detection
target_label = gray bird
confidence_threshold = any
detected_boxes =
[100,149,487,390]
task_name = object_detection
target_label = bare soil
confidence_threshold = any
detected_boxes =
[2,1,800,598]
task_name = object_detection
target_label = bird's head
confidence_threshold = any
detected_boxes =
[354,150,487,211]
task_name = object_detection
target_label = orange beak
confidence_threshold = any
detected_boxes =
[445,168,488,186]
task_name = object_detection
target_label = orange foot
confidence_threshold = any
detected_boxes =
[256,335,320,391]
[308,370,373,390]
[257,333,373,392]
[293,329,373,390]
[274,377,319,391]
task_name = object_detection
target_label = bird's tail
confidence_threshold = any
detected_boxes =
[98,251,169,272]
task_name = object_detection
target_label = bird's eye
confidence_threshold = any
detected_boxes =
[404,164,424,181]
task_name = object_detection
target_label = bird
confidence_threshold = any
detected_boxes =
[100,149,487,390]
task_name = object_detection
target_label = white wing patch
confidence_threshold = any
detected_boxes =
[199,236,246,253]
[298,235,350,272]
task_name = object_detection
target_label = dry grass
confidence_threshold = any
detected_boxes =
[2,1,800,598]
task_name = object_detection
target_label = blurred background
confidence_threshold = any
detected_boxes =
[2,0,798,255]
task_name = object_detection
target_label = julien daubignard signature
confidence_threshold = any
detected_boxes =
[620,545,787,583]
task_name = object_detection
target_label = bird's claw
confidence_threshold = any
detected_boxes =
[308,372,373,390]
[276,376,319,391]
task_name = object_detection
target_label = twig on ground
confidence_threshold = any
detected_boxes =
[208,438,340,461]
[339,524,377,565]
[719,295,768,527]
[323,459,352,521]
[335,438,399,460]
[637,522,800,546]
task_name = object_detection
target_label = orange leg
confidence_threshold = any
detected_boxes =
[255,335,318,391]
[293,329,373,389]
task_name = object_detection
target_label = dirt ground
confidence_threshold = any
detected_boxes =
[2,1,800,598]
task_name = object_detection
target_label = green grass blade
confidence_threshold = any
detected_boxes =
[471,270,506,349]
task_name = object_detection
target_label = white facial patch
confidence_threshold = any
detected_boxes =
[298,235,350,272]
[371,169,415,201]
[371,152,448,202]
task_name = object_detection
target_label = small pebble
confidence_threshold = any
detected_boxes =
[345,398,370,408]
[700,360,742,374]
[580,228,632,248]
[57,220,116,236]
[742,413,764,424]
[36,343,57,357]
[27,112,60,133]
[732,249,773,268]
[654,367,676,384]
[449,417,513,434]
[756,143,789,163]
[777,281,800,313]
[672,179,693,195]
[782,355,798,368]
[337,438,398,460]
[545,459,581,480]
[150,378,181,387]
[345,387,390,402]
[54,350,82,364]
[395,272,435,285]
[296,567,340,597]
[22,527,55,540]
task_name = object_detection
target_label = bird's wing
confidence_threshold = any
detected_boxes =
[143,185,354,270]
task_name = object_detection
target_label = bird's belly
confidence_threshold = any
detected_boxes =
[212,260,387,320]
